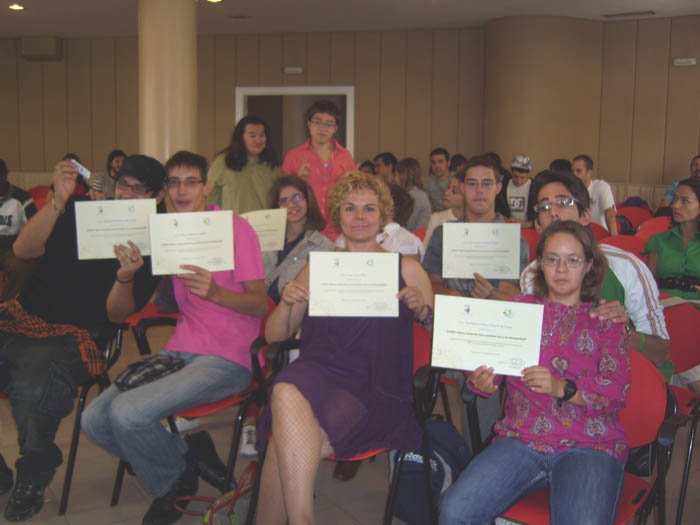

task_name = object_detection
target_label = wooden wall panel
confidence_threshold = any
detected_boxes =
[630,19,671,185]
[115,37,138,156]
[330,32,354,85]
[431,30,460,155]
[598,21,637,183]
[214,35,236,153]
[457,29,484,158]
[0,40,20,169]
[236,35,259,86]
[353,32,381,162]
[258,34,283,86]
[17,59,44,171]
[663,16,700,183]
[404,31,433,168]
[91,38,117,171]
[66,39,93,167]
[283,33,307,86]
[306,33,331,85]
[197,35,216,162]
[42,58,68,169]
[378,32,406,159]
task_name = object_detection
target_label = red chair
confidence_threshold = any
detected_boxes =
[663,302,700,524]
[27,185,50,210]
[635,216,672,244]
[501,350,681,525]
[589,222,610,241]
[412,226,427,241]
[600,235,648,263]
[617,206,653,231]
[520,229,540,262]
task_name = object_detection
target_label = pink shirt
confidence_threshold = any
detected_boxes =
[471,295,631,463]
[282,139,355,240]
[165,211,265,370]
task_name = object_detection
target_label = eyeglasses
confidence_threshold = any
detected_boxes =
[116,178,151,195]
[279,193,305,205]
[540,255,586,269]
[533,197,579,214]
[309,119,336,129]
[166,178,204,189]
[464,179,495,189]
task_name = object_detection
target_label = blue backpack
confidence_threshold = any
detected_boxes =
[389,418,472,524]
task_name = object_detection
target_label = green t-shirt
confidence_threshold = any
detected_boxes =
[644,225,700,302]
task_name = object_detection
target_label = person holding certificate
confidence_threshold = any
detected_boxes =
[0,155,164,522]
[82,151,268,525]
[440,220,630,525]
[254,171,433,524]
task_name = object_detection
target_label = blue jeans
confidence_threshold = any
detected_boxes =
[439,438,625,525]
[82,351,251,497]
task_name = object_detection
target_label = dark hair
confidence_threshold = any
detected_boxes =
[674,177,700,228]
[691,155,700,169]
[572,154,593,171]
[530,170,590,220]
[533,220,607,303]
[106,149,126,174]
[268,175,327,232]
[373,152,398,171]
[165,151,209,183]
[449,154,467,172]
[388,183,414,228]
[549,158,572,173]
[430,147,449,161]
[395,157,424,190]
[359,160,376,175]
[463,155,502,182]
[221,115,278,172]
[305,100,342,127]
[0,159,7,178]
[483,152,502,167]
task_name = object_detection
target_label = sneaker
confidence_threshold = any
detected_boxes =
[141,452,198,525]
[4,482,45,523]
[166,416,200,434]
[0,454,12,496]
[239,425,258,457]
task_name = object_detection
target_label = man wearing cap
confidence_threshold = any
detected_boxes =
[572,154,618,235]
[0,155,164,522]
[506,154,533,227]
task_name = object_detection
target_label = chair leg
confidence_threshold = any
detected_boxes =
[438,381,453,425]
[421,431,438,525]
[464,396,482,454]
[131,325,153,356]
[58,381,94,515]
[383,450,404,525]
[110,460,128,506]
[676,409,698,525]
[224,397,255,492]
[245,441,267,525]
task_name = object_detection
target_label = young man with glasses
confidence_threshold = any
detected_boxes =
[0,155,164,522]
[521,170,671,379]
[82,151,268,525]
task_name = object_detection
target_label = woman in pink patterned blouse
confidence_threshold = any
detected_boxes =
[440,220,631,525]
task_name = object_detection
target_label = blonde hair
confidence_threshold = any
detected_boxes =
[327,171,394,229]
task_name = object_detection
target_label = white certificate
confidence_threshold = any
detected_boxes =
[149,210,234,275]
[75,199,156,260]
[309,252,399,317]
[240,208,287,252]
[432,295,543,376]
[443,222,521,279]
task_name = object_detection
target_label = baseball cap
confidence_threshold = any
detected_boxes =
[511,154,532,172]
[117,155,166,193]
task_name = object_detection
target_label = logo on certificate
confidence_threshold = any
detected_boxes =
[463,227,469,236]
[464,305,471,314]
[97,206,104,215]
[503,308,513,319]
[128,205,135,213]
[332,257,340,268]
[492,228,500,237]
[172,219,179,228]
[203,217,212,226]
[366,259,374,267]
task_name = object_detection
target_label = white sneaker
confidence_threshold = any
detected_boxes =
[239,424,258,456]
[167,416,201,434]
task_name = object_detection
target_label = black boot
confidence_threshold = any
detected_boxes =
[141,449,199,525]
[185,431,232,491]
[0,453,12,496]
[4,482,45,523]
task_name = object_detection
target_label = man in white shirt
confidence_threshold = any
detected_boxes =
[506,154,533,227]
[572,154,618,235]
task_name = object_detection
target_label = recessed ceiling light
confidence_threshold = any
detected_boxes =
[9,3,24,10]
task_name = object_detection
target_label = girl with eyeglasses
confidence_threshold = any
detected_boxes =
[206,115,280,215]
[440,220,630,525]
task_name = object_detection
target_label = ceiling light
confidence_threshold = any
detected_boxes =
[207,0,223,3]
[9,3,24,10]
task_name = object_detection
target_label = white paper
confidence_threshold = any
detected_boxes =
[442,222,521,279]
[240,208,287,252]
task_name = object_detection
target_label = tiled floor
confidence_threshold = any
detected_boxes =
[1,325,698,524]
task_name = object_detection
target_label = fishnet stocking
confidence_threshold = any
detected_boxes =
[256,382,333,525]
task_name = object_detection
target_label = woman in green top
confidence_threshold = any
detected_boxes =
[207,116,280,213]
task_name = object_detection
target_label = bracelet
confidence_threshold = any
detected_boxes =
[417,304,434,327]
[50,196,64,216]
[637,332,646,351]
[116,276,135,284]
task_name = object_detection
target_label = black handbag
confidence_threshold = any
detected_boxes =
[114,354,185,391]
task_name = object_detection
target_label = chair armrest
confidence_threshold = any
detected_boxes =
[657,413,690,449]
[265,338,301,375]
[132,317,178,356]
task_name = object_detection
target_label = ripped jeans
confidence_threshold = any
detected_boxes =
[0,332,90,487]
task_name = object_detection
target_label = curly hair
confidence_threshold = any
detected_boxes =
[533,220,607,303]
[327,171,393,230]
[221,115,278,172]
[268,175,327,232]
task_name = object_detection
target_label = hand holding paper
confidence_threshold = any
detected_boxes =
[114,241,143,282]
[178,265,218,300]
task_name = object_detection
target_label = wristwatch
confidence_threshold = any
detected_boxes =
[557,380,577,407]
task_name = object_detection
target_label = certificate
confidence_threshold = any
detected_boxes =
[309,252,399,317]
[432,295,543,376]
[149,210,234,275]
[442,222,521,279]
[75,199,156,260]
[240,208,287,252]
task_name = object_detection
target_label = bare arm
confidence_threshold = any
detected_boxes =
[398,256,435,329]
[604,207,618,236]
[633,332,669,367]
[646,252,658,278]
[265,264,310,342]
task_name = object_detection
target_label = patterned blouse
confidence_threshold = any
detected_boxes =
[473,295,631,463]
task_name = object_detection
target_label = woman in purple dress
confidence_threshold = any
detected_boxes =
[256,171,434,524]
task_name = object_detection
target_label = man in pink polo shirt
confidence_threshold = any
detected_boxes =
[282,100,355,240]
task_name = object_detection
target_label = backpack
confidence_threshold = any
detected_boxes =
[389,418,472,524]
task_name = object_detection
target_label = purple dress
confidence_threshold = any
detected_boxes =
[257,262,422,458]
